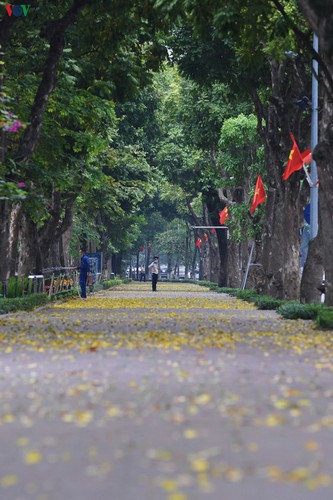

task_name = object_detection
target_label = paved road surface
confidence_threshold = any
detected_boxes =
[0,282,332,500]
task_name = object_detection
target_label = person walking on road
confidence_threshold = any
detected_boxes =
[77,248,90,298]
[148,256,159,292]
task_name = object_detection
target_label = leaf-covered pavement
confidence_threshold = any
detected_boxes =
[0,282,333,500]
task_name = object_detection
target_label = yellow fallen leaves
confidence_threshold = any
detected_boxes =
[62,410,94,427]
[194,393,212,405]
[1,282,332,359]
[24,450,42,464]
[190,458,210,472]
[1,475,18,487]
[265,465,332,488]
[184,428,198,439]
[54,295,256,311]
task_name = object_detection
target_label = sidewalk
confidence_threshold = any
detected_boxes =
[0,282,332,500]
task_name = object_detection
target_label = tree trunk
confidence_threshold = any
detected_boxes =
[61,225,73,268]
[300,236,323,303]
[216,227,228,287]
[8,203,22,275]
[261,181,303,299]
[17,212,42,275]
[0,201,11,295]
[252,56,311,299]
[227,240,242,288]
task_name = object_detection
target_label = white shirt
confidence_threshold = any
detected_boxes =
[148,260,159,274]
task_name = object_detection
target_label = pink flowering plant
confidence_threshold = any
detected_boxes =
[0,107,23,133]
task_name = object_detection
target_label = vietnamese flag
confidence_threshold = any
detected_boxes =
[301,149,311,164]
[282,133,306,181]
[211,228,216,234]
[195,237,202,248]
[219,207,229,225]
[250,175,266,215]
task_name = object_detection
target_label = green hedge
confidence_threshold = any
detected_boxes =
[277,302,322,320]
[195,280,333,328]
[278,302,333,329]
[0,294,49,315]
[253,296,287,310]
[102,279,124,289]
[316,308,333,329]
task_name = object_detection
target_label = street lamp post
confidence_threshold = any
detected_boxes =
[310,33,319,239]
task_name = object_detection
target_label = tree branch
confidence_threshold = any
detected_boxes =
[16,0,91,163]
[270,0,333,93]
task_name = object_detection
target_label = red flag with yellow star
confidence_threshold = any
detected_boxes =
[250,175,266,215]
[282,133,305,181]
[219,207,229,225]
[195,237,202,248]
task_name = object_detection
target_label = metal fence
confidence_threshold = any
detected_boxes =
[0,267,104,299]
[41,267,79,297]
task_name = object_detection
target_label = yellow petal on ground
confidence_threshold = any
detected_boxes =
[306,474,332,488]
[264,414,287,426]
[74,410,93,426]
[273,399,289,410]
[1,475,19,487]
[195,393,211,405]
[184,428,198,439]
[265,465,284,480]
[107,406,122,417]
[2,414,15,423]
[16,437,29,447]
[305,440,319,451]
[247,442,258,452]
[225,468,243,482]
[190,458,209,472]
[168,493,187,500]
[288,467,310,482]
[147,449,173,461]
[160,479,178,492]
[24,451,42,465]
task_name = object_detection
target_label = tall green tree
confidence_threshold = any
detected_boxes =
[168,0,313,298]
[0,0,179,290]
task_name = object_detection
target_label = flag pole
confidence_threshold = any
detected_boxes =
[241,240,255,290]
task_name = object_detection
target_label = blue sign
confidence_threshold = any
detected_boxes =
[87,253,102,272]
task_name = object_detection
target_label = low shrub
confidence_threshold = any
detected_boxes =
[102,279,124,289]
[278,302,321,320]
[122,278,132,284]
[50,290,78,301]
[0,294,49,315]
[197,280,216,289]
[234,289,259,301]
[254,296,286,310]
[217,287,236,294]
[316,308,333,329]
